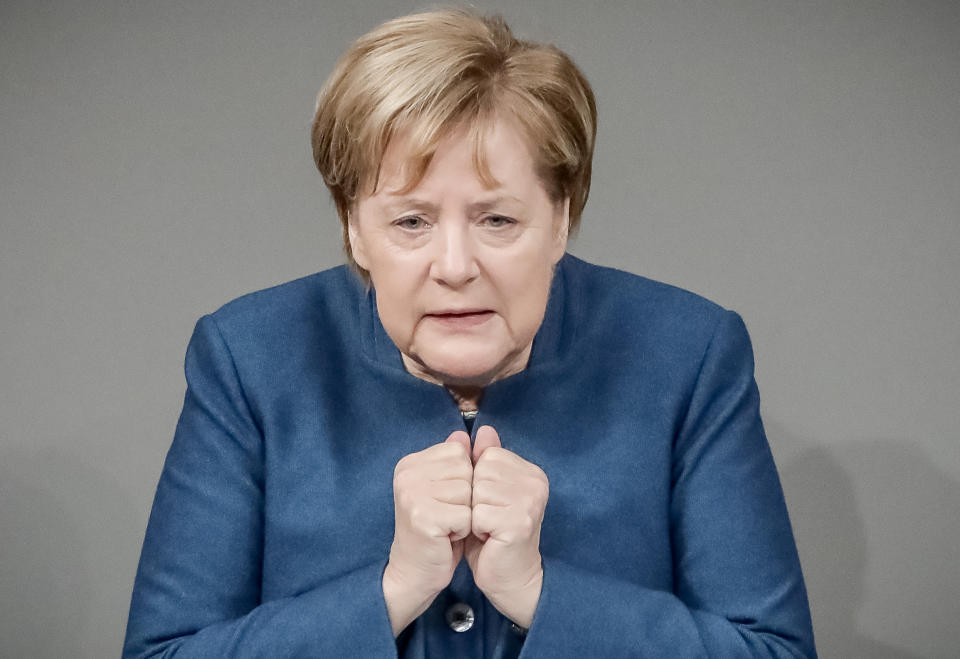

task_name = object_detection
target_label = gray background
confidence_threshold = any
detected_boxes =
[1,0,957,656]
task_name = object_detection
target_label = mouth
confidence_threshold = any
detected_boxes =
[425,309,495,328]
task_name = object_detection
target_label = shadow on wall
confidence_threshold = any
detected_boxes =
[773,424,960,659]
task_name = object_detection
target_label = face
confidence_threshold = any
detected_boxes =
[349,118,569,387]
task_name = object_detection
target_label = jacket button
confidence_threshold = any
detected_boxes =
[445,603,475,632]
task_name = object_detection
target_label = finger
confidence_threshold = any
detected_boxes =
[472,503,541,543]
[397,500,473,543]
[474,449,548,489]
[430,479,473,506]
[445,430,471,451]
[464,532,484,567]
[393,454,473,493]
[438,433,471,461]
[449,526,472,543]
[471,478,513,507]
[450,537,465,564]
[470,502,500,539]
[409,500,472,540]
[472,425,501,463]
[472,450,521,484]
[421,441,474,480]
[440,504,473,542]
[397,440,470,475]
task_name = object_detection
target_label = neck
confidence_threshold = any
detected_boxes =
[446,385,483,413]
[398,346,533,412]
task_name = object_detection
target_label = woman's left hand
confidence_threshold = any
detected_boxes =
[465,425,548,629]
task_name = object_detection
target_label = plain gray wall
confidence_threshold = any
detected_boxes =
[1,1,957,656]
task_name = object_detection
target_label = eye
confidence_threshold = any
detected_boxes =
[482,215,516,228]
[394,215,427,230]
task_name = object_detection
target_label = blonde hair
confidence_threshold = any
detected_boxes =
[311,7,597,272]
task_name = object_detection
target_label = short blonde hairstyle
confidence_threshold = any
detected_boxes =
[311,7,597,272]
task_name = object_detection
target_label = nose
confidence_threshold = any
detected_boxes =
[431,221,479,288]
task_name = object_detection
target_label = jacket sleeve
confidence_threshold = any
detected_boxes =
[518,311,817,658]
[122,315,398,658]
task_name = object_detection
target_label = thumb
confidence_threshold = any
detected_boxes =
[472,425,501,463]
[445,430,471,453]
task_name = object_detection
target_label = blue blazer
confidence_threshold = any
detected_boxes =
[124,254,816,657]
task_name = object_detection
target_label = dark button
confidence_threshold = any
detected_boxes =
[510,622,527,636]
[445,602,475,632]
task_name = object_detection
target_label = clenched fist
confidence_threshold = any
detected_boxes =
[382,431,474,636]
[465,426,548,629]
[382,426,549,636]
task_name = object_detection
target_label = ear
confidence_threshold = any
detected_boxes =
[552,197,570,263]
[346,211,370,271]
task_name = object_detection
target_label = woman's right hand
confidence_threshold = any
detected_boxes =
[382,431,474,636]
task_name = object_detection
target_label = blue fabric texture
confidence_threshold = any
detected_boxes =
[123,254,816,657]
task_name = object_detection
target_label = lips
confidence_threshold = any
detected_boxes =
[425,309,495,328]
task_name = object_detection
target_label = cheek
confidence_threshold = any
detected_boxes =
[374,288,416,348]
[369,266,421,345]
[495,249,556,333]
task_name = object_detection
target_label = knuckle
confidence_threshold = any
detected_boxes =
[534,465,549,486]
[443,441,468,458]
[520,513,537,535]
[532,482,549,508]
[523,472,549,499]
[408,505,431,531]
[486,446,507,462]
[394,469,415,492]
[534,492,548,511]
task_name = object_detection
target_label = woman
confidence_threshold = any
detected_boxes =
[124,8,815,658]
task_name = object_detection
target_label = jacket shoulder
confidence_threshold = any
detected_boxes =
[559,255,749,403]
[201,265,363,351]
[562,254,728,341]
[215,265,358,316]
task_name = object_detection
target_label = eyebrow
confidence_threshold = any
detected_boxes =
[379,197,438,214]
[380,194,526,215]
[467,195,525,212]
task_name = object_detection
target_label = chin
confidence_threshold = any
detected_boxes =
[418,349,514,387]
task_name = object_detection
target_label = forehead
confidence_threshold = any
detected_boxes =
[372,117,542,199]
